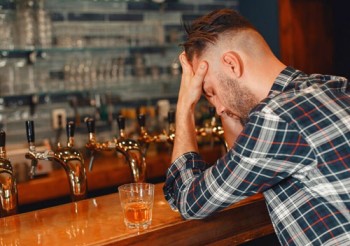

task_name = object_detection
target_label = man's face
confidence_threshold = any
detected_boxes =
[192,55,258,124]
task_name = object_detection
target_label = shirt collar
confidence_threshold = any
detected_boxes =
[268,66,303,98]
[248,66,302,116]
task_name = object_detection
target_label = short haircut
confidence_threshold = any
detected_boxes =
[181,8,257,62]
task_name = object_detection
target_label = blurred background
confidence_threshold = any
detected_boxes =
[0,0,348,146]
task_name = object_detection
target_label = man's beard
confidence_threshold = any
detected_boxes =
[218,74,259,125]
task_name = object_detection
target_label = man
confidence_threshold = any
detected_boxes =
[163,8,350,246]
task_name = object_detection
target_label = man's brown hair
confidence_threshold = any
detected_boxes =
[181,8,257,62]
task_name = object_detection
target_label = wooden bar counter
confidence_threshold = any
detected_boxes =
[17,146,224,206]
[0,183,274,245]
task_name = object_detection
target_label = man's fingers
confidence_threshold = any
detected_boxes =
[192,61,208,84]
[178,52,208,95]
[179,52,193,75]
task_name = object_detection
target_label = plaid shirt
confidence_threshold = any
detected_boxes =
[163,67,350,246]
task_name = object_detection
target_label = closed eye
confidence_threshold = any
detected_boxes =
[202,82,213,98]
[202,86,210,98]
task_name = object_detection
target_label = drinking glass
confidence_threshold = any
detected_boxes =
[118,183,155,230]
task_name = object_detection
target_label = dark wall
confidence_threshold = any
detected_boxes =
[239,0,280,58]
[332,0,350,79]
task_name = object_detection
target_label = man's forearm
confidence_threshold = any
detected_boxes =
[171,106,198,162]
[170,52,208,162]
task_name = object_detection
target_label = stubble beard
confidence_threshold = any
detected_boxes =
[219,75,259,125]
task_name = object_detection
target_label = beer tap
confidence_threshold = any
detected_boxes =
[0,130,18,217]
[137,114,155,156]
[55,114,64,147]
[85,115,146,182]
[137,110,176,147]
[197,106,228,152]
[25,120,87,202]
[165,110,176,144]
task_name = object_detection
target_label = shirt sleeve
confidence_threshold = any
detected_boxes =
[163,109,315,219]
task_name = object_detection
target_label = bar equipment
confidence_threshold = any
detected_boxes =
[137,110,175,152]
[85,115,146,182]
[164,110,176,144]
[0,130,18,217]
[68,96,81,127]
[54,114,64,147]
[25,120,87,202]
[137,113,155,155]
[196,107,228,153]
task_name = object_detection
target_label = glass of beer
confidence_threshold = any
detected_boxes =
[118,183,155,229]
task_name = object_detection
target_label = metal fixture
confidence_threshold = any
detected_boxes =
[25,120,87,202]
[196,107,228,152]
[0,130,18,217]
[85,115,146,182]
[137,110,176,151]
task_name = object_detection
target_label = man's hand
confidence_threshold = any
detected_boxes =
[171,52,208,162]
[177,52,208,110]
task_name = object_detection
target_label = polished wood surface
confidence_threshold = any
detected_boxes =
[1,183,274,245]
[17,146,223,205]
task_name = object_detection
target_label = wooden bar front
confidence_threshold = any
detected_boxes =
[0,183,274,245]
[16,146,224,206]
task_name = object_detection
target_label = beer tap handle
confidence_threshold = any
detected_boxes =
[66,121,75,147]
[25,120,37,178]
[85,118,95,171]
[26,120,35,145]
[168,110,175,124]
[0,130,5,158]
[0,130,5,148]
[209,106,216,118]
[67,121,75,137]
[117,115,125,130]
[137,114,146,128]
[86,117,95,134]
[116,115,126,138]
[55,114,63,148]
[137,113,151,155]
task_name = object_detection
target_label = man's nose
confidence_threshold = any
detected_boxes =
[215,103,226,117]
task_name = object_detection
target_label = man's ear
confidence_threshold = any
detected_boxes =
[222,51,243,78]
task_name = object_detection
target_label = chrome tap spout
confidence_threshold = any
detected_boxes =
[0,130,18,217]
[25,121,87,202]
[115,137,146,183]
[86,117,146,183]
[48,147,87,201]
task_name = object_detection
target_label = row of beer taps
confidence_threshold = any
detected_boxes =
[0,106,227,217]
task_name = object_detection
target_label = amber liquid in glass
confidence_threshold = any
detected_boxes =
[124,201,152,226]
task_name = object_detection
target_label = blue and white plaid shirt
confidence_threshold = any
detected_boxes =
[163,67,350,246]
